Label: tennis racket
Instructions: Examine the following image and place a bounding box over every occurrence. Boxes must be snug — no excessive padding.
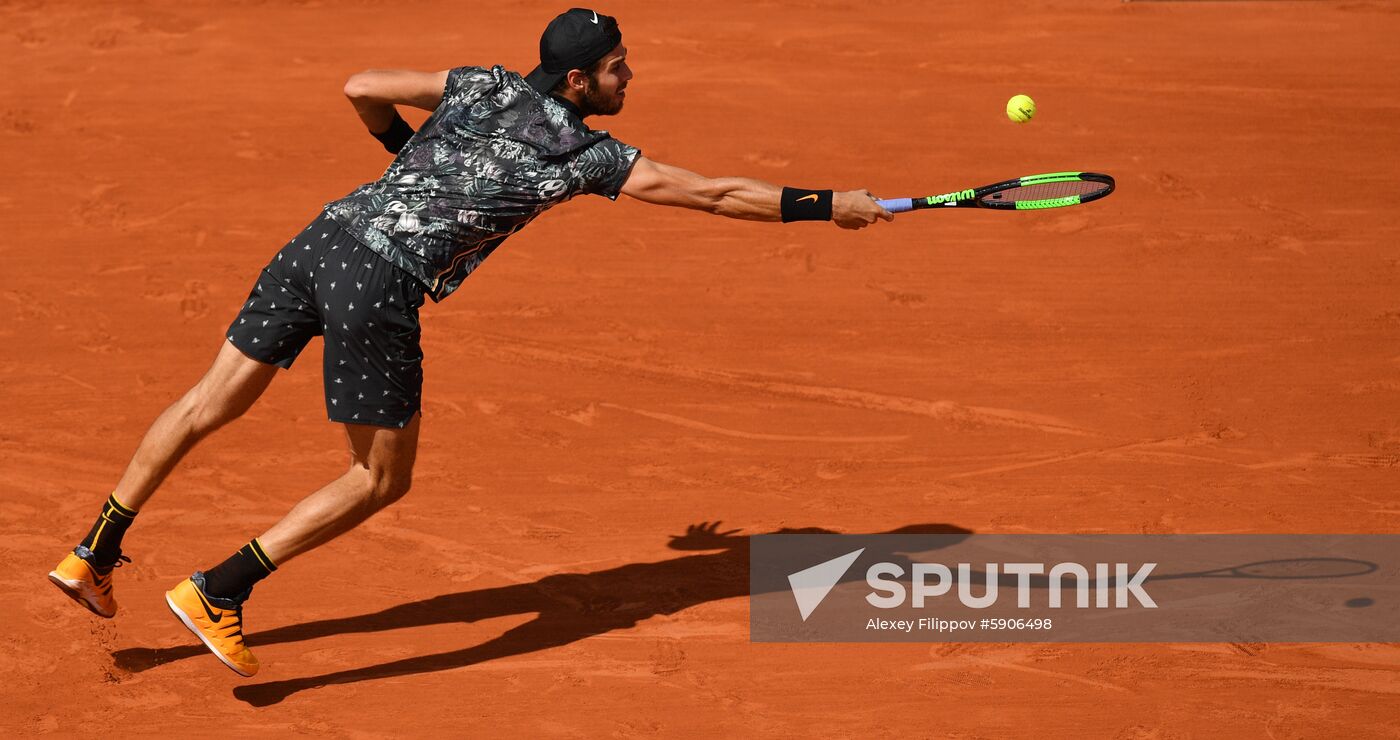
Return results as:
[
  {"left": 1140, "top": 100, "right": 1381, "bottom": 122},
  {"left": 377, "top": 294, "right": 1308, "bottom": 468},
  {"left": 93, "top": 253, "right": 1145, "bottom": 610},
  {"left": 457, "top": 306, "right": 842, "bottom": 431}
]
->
[{"left": 877, "top": 171, "right": 1115, "bottom": 213}]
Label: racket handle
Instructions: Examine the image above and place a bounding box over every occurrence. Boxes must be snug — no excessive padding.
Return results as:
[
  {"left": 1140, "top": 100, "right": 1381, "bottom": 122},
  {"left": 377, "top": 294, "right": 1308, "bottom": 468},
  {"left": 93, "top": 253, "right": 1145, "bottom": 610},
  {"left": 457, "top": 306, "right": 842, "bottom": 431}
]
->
[{"left": 876, "top": 198, "right": 913, "bottom": 213}]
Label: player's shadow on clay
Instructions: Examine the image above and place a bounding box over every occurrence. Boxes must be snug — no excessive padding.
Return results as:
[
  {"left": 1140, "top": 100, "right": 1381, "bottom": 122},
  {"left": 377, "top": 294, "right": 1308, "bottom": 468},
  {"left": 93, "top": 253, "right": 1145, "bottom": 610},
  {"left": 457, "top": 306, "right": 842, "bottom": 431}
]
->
[{"left": 111, "top": 521, "right": 971, "bottom": 706}]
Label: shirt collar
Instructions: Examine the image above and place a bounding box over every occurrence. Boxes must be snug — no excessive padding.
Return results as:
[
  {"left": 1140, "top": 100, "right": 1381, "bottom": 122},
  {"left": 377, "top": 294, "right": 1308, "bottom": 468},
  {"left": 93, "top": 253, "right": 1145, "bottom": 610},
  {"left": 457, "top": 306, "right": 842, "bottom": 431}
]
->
[{"left": 549, "top": 94, "right": 585, "bottom": 124}]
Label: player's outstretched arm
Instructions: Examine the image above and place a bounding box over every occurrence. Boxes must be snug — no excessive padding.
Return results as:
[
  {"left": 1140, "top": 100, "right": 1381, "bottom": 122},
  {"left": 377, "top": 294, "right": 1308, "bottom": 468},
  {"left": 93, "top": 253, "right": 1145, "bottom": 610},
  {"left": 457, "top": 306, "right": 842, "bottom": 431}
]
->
[
  {"left": 620, "top": 156, "right": 892, "bottom": 230},
  {"left": 342, "top": 69, "right": 450, "bottom": 153}
]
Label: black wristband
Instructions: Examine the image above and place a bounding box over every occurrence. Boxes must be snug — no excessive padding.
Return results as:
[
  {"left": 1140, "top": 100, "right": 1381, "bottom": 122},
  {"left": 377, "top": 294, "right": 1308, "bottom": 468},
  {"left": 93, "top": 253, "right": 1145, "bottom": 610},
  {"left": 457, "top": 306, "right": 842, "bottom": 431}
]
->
[
  {"left": 373, "top": 110, "right": 415, "bottom": 154},
  {"left": 780, "top": 187, "right": 833, "bottom": 223}
]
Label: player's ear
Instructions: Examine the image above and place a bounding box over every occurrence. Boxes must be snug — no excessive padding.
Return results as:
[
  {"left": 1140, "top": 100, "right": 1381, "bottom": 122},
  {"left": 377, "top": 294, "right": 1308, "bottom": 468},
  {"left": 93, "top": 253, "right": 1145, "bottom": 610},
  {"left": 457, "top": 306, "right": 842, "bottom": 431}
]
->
[{"left": 565, "top": 68, "right": 589, "bottom": 92}]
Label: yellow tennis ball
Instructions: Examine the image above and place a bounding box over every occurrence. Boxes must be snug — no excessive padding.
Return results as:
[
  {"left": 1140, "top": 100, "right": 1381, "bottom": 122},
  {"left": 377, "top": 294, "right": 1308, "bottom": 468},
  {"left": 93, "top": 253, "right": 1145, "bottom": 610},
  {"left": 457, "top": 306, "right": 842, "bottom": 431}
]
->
[{"left": 1006, "top": 94, "right": 1036, "bottom": 123}]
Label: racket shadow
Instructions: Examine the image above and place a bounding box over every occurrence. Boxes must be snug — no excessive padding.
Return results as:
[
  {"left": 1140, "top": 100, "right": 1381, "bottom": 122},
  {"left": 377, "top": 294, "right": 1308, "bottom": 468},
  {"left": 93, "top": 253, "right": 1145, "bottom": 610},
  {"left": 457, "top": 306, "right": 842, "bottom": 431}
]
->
[
  {"left": 885, "top": 557, "right": 1381, "bottom": 590},
  {"left": 1150, "top": 558, "right": 1379, "bottom": 582},
  {"left": 111, "top": 521, "right": 972, "bottom": 706}
]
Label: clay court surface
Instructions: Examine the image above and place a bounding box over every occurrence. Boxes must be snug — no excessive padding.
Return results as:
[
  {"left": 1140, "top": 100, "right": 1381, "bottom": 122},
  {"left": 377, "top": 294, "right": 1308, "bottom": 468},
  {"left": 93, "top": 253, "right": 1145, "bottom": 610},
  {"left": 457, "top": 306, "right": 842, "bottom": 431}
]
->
[{"left": 3, "top": 0, "right": 1399, "bottom": 735}]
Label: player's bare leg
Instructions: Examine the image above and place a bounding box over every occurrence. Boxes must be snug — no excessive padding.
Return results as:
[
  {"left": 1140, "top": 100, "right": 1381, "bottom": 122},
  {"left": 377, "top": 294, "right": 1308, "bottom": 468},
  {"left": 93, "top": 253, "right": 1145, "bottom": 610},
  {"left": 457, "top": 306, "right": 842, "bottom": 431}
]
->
[
  {"left": 49, "top": 339, "right": 278, "bottom": 618},
  {"left": 165, "top": 417, "right": 419, "bottom": 677},
  {"left": 113, "top": 339, "right": 280, "bottom": 511},
  {"left": 258, "top": 417, "right": 420, "bottom": 564}
]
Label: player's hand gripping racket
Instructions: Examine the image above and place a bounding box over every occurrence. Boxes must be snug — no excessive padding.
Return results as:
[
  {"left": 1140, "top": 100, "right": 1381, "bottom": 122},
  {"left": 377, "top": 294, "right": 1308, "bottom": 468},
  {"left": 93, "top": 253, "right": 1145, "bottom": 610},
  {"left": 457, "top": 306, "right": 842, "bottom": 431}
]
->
[{"left": 877, "top": 171, "right": 1115, "bottom": 213}]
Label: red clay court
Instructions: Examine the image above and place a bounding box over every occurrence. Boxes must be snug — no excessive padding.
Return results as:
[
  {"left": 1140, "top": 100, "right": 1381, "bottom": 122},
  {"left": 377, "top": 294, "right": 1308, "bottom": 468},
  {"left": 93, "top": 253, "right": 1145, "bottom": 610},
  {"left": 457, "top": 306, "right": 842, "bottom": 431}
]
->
[{"left": 3, "top": 1, "right": 1398, "bottom": 736}]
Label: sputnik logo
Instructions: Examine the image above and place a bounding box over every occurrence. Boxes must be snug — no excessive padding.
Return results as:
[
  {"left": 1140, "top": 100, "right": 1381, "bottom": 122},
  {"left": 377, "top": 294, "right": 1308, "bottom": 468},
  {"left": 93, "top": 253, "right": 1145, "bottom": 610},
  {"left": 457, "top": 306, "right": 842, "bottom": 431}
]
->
[{"left": 787, "top": 548, "right": 864, "bottom": 621}]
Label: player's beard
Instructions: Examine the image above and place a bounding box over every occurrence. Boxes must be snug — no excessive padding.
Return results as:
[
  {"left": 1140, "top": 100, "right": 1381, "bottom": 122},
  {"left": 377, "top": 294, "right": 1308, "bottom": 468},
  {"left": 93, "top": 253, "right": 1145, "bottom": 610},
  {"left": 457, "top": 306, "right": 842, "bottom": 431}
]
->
[{"left": 580, "top": 76, "right": 625, "bottom": 117}]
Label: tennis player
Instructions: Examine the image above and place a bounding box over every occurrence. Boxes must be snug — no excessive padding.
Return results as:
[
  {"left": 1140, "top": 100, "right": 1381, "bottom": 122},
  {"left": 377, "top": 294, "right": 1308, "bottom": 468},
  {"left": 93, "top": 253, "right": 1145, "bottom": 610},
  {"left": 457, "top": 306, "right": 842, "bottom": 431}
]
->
[{"left": 47, "top": 7, "right": 892, "bottom": 677}]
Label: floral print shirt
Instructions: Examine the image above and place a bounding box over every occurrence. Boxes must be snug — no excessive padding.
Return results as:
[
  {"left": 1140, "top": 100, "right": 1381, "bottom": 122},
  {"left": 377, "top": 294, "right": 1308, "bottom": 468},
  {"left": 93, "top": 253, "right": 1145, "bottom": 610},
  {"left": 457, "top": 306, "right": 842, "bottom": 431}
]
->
[{"left": 324, "top": 65, "right": 641, "bottom": 302}]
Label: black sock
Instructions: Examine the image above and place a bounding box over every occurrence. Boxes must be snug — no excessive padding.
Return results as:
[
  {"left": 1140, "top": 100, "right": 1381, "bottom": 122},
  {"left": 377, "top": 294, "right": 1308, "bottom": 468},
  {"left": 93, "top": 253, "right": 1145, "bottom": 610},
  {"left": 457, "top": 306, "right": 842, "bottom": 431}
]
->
[
  {"left": 78, "top": 494, "right": 137, "bottom": 570},
  {"left": 202, "top": 539, "right": 277, "bottom": 600}
]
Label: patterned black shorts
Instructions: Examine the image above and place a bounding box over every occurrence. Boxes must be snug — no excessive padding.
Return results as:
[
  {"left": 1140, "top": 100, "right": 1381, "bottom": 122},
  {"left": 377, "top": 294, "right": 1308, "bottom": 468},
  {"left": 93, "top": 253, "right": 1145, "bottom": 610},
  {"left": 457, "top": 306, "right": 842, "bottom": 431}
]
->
[{"left": 227, "top": 211, "right": 426, "bottom": 428}]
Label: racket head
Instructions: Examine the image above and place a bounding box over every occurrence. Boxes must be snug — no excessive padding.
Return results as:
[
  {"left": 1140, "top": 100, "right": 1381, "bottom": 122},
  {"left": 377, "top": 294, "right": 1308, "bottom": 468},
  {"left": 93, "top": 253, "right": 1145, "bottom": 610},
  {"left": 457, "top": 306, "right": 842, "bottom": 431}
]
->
[{"left": 975, "top": 171, "right": 1115, "bottom": 211}]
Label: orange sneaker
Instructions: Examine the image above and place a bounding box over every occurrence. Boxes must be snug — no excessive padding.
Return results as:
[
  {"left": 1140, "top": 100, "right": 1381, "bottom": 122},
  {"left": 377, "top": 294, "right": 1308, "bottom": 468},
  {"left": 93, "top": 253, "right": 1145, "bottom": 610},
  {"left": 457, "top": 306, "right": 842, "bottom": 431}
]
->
[
  {"left": 165, "top": 573, "right": 259, "bottom": 677},
  {"left": 48, "top": 547, "right": 129, "bottom": 618}
]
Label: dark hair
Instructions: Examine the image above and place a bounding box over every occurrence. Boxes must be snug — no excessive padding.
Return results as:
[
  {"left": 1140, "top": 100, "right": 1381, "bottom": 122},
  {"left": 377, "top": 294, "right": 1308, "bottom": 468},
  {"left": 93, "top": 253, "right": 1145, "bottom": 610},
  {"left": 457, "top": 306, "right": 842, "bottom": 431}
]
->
[{"left": 549, "top": 57, "right": 605, "bottom": 95}]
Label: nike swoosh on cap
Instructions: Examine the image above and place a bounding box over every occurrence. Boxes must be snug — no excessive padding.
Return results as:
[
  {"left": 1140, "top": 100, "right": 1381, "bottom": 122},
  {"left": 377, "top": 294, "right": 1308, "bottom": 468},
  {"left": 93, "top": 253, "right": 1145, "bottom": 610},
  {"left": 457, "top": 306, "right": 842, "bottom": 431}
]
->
[{"left": 590, "top": 10, "right": 599, "bottom": 23}]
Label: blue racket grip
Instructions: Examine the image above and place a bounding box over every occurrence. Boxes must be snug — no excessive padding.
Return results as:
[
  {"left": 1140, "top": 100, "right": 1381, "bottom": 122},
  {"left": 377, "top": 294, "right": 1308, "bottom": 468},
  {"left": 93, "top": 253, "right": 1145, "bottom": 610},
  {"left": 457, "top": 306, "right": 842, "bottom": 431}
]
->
[{"left": 876, "top": 198, "right": 913, "bottom": 213}]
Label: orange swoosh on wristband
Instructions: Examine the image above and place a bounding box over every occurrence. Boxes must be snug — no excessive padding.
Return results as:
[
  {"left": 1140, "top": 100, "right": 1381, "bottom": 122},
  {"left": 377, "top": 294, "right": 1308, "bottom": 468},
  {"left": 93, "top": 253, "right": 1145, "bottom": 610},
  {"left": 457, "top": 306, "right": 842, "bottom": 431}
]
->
[{"left": 797, "top": 194, "right": 819, "bottom": 203}]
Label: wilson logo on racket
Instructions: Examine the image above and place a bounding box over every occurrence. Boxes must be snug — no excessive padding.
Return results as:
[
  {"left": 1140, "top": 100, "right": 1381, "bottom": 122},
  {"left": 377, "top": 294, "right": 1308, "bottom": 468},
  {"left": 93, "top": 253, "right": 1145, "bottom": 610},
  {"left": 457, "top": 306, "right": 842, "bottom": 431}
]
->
[{"left": 924, "top": 189, "right": 975, "bottom": 206}]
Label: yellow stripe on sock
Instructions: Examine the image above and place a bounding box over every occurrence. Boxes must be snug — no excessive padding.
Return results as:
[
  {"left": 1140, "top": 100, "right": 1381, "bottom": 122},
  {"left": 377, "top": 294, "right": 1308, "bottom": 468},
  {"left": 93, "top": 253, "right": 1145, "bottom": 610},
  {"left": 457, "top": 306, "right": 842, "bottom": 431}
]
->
[
  {"left": 249, "top": 539, "right": 277, "bottom": 571},
  {"left": 108, "top": 494, "right": 137, "bottom": 517}
]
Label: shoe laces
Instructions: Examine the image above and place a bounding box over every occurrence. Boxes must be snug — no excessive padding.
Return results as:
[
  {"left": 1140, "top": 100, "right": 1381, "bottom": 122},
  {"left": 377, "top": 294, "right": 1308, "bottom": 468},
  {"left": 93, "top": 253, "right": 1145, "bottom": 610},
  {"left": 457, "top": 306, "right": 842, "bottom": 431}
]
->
[{"left": 100, "top": 553, "right": 132, "bottom": 575}]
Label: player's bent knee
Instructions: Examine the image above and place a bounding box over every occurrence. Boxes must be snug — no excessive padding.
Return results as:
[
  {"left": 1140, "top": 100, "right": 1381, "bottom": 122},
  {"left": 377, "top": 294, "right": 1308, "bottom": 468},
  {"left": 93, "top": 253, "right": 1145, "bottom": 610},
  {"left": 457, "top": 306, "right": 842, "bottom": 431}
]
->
[
  {"left": 378, "top": 474, "right": 413, "bottom": 505},
  {"left": 171, "top": 385, "right": 218, "bottom": 436},
  {"left": 185, "top": 384, "right": 243, "bottom": 435},
  {"left": 360, "top": 469, "right": 412, "bottom": 509}
]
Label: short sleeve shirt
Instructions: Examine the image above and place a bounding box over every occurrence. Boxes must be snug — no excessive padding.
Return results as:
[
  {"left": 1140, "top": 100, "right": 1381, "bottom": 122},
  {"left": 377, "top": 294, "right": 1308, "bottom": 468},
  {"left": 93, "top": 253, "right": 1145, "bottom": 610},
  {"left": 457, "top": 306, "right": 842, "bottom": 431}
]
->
[{"left": 324, "top": 66, "right": 641, "bottom": 301}]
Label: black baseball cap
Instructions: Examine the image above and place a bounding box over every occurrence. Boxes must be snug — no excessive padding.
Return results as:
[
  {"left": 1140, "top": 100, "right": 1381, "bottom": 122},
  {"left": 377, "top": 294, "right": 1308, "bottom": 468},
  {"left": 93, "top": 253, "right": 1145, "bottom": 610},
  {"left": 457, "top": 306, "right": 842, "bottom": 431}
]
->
[{"left": 525, "top": 8, "right": 622, "bottom": 94}]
